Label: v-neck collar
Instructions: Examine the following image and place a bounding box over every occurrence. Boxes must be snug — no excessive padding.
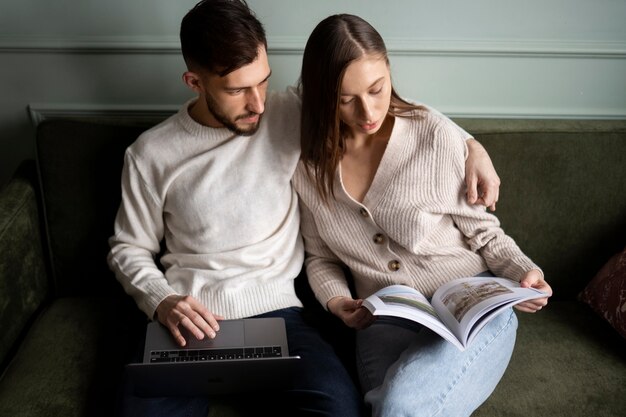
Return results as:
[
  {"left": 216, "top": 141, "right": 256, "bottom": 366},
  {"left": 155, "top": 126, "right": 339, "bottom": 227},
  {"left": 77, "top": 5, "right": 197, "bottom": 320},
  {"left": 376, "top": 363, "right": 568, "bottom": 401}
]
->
[{"left": 336, "top": 116, "right": 410, "bottom": 210}]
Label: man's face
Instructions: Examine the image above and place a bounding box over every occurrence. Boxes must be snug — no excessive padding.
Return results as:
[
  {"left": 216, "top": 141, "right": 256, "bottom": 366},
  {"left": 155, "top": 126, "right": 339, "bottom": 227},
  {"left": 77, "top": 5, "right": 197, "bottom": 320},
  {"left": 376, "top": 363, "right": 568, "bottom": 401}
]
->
[{"left": 198, "top": 46, "right": 271, "bottom": 136}]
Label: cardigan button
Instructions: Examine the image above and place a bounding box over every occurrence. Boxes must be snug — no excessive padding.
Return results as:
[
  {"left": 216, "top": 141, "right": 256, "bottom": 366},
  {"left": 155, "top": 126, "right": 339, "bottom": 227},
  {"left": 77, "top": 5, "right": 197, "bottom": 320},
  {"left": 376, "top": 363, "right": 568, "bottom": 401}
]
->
[
  {"left": 388, "top": 260, "right": 401, "bottom": 271},
  {"left": 359, "top": 207, "right": 369, "bottom": 217},
  {"left": 373, "top": 233, "right": 385, "bottom": 244}
]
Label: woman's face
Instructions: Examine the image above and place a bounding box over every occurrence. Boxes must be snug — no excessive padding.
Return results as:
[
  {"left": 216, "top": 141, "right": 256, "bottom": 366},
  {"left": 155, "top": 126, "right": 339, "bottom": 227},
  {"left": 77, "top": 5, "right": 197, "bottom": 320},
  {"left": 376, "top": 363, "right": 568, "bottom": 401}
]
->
[{"left": 338, "top": 55, "right": 392, "bottom": 138}]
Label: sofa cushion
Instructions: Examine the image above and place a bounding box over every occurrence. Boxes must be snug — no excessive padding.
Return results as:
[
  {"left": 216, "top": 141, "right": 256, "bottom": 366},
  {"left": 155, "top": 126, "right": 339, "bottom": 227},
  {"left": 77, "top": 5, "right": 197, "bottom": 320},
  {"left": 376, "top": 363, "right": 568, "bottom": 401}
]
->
[
  {"left": 0, "top": 296, "right": 143, "bottom": 417},
  {"left": 580, "top": 246, "right": 626, "bottom": 339},
  {"left": 475, "top": 301, "right": 626, "bottom": 416},
  {"left": 0, "top": 161, "right": 48, "bottom": 369}
]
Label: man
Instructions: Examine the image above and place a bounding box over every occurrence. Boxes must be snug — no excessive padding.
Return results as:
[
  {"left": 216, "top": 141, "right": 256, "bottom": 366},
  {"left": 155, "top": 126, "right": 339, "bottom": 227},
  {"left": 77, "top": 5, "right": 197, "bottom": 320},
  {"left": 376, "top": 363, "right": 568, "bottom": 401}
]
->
[{"left": 108, "top": 1, "right": 500, "bottom": 416}]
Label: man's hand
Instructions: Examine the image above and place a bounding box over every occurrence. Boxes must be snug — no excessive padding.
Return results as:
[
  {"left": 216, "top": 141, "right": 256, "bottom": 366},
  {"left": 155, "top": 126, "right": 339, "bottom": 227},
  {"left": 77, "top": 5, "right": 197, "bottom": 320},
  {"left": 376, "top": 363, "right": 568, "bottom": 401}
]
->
[
  {"left": 327, "top": 296, "right": 375, "bottom": 330},
  {"left": 515, "top": 270, "right": 552, "bottom": 313},
  {"left": 465, "top": 139, "right": 501, "bottom": 211},
  {"left": 155, "top": 294, "right": 223, "bottom": 347}
]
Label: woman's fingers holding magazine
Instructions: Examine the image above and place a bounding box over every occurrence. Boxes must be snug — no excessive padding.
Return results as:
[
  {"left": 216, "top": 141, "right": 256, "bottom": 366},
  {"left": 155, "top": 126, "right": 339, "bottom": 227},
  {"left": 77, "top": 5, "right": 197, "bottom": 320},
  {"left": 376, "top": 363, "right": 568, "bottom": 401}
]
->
[
  {"left": 328, "top": 296, "right": 375, "bottom": 329},
  {"left": 516, "top": 270, "right": 552, "bottom": 313},
  {"left": 352, "top": 304, "right": 376, "bottom": 330}
]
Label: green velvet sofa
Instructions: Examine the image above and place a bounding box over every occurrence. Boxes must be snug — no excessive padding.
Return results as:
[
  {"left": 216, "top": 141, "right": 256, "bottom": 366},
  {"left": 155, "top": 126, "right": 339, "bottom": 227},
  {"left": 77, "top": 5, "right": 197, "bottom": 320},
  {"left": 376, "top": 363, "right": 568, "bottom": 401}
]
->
[{"left": 0, "top": 117, "right": 625, "bottom": 416}]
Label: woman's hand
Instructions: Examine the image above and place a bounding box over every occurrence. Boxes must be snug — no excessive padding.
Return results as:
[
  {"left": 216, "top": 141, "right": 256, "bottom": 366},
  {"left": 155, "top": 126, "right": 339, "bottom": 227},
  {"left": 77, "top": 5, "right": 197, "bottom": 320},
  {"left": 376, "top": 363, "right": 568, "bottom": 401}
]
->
[
  {"left": 515, "top": 270, "right": 553, "bottom": 313},
  {"left": 327, "top": 296, "right": 375, "bottom": 330}
]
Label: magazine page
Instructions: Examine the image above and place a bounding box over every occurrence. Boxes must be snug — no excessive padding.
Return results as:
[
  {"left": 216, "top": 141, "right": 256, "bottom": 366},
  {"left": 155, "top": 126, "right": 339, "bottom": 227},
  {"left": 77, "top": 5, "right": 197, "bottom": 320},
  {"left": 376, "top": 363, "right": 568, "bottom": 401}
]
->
[
  {"left": 430, "top": 277, "right": 547, "bottom": 348},
  {"left": 362, "top": 284, "right": 464, "bottom": 350}
]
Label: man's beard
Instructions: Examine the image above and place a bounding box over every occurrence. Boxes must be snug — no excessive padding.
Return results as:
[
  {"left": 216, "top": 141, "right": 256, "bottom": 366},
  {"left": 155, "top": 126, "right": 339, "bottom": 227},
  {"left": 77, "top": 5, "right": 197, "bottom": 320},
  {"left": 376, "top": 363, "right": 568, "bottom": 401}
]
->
[{"left": 204, "top": 94, "right": 262, "bottom": 136}]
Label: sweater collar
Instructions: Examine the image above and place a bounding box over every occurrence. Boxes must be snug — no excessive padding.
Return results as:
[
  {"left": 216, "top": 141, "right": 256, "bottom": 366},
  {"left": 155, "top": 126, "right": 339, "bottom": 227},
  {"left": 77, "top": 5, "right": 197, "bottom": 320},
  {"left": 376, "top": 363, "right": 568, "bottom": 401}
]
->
[
  {"left": 176, "top": 98, "right": 239, "bottom": 142},
  {"left": 336, "top": 115, "right": 410, "bottom": 211}
]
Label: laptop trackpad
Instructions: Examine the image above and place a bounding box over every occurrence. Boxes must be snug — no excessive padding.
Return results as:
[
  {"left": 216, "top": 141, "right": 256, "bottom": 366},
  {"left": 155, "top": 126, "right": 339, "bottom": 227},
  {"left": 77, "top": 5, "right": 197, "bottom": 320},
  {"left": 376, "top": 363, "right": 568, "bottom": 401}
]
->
[
  {"left": 182, "top": 319, "right": 245, "bottom": 349},
  {"left": 243, "top": 318, "right": 286, "bottom": 346}
]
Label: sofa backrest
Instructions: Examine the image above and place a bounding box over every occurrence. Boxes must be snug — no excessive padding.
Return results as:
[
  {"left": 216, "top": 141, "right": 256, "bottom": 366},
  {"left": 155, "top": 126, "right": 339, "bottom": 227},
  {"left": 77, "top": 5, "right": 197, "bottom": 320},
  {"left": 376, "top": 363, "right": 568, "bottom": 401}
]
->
[
  {"left": 463, "top": 119, "right": 626, "bottom": 300},
  {"left": 35, "top": 118, "right": 626, "bottom": 301},
  {"left": 36, "top": 120, "right": 149, "bottom": 297}
]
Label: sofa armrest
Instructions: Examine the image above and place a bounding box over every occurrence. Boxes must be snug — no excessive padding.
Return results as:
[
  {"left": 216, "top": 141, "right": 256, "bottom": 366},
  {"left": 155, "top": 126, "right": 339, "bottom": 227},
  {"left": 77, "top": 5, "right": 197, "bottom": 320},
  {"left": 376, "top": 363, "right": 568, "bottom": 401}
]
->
[{"left": 0, "top": 160, "right": 49, "bottom": 370}]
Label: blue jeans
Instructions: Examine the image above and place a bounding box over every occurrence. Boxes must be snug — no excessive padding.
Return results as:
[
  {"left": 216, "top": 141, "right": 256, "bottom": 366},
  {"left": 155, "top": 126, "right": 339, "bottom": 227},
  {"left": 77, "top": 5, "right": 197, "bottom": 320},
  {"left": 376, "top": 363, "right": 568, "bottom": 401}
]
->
[
  {"left": 356, "top": 308, "right": 517, "bottom": 417},
  {"left": 117, "top": 307, "right": 363, "bottom": 417}
]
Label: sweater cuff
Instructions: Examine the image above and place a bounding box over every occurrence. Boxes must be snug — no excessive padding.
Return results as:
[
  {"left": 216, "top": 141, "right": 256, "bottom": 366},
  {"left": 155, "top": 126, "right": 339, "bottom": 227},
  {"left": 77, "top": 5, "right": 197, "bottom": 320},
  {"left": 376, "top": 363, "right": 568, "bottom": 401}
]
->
[
  {"left": 508, "top": 259, "right": 544, "bottom": 282},
  {"left": 306, "top": 263, "right": 353, "bottom": 311},
  {"left": 143, "top": 281, "right": 179, "bottom": 320},
  {"left": 316, "top": 282, "right": 354, "bottom": 311}
]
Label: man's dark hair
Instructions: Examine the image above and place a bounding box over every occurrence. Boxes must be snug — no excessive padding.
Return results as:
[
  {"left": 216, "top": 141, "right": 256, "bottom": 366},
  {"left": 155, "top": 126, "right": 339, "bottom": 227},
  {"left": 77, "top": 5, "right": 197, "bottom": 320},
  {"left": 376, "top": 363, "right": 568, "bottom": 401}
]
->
[{"left": 180, "top": 0, "right": 267, "bottom": 76}]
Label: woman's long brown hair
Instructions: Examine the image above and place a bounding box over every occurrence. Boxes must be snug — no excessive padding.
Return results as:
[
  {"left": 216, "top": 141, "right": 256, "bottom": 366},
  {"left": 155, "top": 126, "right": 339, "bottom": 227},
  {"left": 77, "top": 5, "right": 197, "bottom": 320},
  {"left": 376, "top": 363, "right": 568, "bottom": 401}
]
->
[{"left": 299, "top": 14, "right": 424, "bottom": 202}]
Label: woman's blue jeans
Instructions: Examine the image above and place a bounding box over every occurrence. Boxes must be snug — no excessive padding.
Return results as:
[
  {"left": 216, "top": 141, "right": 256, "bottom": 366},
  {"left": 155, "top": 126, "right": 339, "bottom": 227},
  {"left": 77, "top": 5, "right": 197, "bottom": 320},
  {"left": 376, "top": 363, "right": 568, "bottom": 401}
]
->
[
  {"left": 117, "top": 307, "right": 363, "bottom": 417},
  {"left": 356, "top": 307, "right": 517, "bottom": 417}
]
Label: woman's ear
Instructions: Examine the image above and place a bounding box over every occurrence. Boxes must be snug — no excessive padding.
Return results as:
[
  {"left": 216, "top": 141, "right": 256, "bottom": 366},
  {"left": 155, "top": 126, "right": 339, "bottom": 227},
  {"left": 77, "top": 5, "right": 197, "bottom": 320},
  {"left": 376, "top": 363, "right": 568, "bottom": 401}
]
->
[{"left": 182, "top": 71, "right": 203, "bottom": 93}]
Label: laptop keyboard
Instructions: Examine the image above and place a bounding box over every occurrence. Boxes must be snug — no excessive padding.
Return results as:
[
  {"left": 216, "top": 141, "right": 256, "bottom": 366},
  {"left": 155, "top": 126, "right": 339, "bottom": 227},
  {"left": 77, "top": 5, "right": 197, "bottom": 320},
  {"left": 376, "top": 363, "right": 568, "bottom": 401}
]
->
[{"left": 150, "top": 346, "right": 283, "bottom": 363}]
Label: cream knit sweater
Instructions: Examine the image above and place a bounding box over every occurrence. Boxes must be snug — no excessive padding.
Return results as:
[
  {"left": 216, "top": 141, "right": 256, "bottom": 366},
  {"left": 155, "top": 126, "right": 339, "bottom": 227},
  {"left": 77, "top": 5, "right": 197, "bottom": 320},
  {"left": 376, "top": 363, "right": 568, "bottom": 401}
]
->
[
  {"left": 292, "top": 110, "right": 541, "bottom": 308},
  {"left": 108, "top": 89, "right": 304, "bottom": 320}
]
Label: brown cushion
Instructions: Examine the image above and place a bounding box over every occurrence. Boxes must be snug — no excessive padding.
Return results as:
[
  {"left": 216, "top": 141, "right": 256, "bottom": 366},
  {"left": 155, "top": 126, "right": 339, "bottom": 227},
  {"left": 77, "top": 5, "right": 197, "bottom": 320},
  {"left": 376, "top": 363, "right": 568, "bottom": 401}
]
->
[{"left": 579, "top": 246, "right": 626, "bottom": 339}]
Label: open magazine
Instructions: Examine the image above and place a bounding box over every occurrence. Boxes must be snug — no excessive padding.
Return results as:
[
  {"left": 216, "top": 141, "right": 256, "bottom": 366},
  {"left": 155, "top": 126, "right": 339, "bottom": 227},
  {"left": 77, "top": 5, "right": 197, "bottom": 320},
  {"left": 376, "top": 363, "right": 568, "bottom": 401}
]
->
[{"left": 362, "top": 277, "right": 547, "bottom": 351}]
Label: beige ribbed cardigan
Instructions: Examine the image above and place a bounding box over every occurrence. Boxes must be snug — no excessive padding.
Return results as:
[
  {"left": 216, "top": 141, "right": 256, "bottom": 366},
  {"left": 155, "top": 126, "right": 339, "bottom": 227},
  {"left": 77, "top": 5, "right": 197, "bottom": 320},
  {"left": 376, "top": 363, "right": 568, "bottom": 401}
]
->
[{"left": 292, "top": 110, "right": 541, "bottom": 308}]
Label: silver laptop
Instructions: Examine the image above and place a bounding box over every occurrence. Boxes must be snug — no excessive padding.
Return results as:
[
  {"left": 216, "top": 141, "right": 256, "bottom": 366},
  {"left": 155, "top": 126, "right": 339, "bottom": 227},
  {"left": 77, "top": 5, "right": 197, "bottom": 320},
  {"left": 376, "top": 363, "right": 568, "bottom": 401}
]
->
[{"left": 125, "top": 317, "right": 301, "bottom": 397}]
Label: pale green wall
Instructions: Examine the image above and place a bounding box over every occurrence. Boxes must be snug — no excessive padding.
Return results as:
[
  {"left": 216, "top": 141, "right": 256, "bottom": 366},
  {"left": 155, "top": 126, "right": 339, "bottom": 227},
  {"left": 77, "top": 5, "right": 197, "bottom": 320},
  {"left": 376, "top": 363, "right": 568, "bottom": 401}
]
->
[{"left": 1, "top": 0, "right": 625, "bottom": 185}]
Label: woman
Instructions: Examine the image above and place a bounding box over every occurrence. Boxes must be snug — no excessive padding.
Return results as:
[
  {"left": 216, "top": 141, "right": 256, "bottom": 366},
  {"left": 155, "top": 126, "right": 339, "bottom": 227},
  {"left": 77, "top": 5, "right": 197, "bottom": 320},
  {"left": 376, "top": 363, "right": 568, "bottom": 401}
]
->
[{"left": 293, "top": 14, "right": 552, "bottom": 417}]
